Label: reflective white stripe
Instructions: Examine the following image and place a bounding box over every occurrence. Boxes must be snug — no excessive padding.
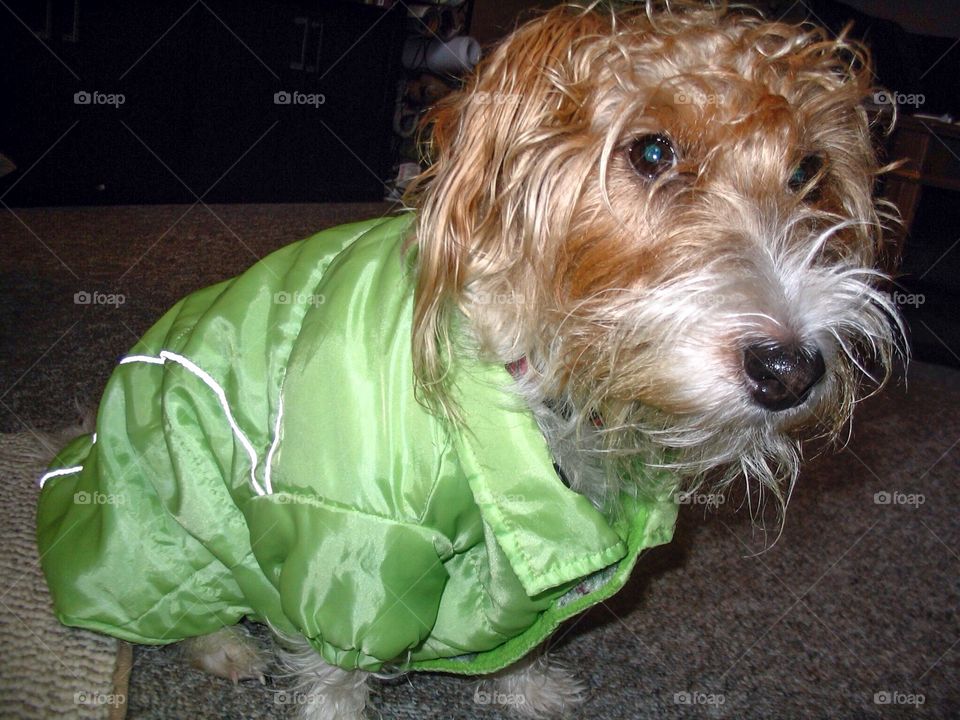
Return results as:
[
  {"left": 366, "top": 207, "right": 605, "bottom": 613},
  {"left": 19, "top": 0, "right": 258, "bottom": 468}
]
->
[
  {"left": 120, "top": 351, "right": 268, "bottom": 496},
  {"left": 263, "top": 392, "right": 284, "bottom": 495},
  {"left": 122, "top": 354, "right": 165, "bottom": 365},
  {"left": 39, "top": 465, "right": 83, "bottom": 488}
]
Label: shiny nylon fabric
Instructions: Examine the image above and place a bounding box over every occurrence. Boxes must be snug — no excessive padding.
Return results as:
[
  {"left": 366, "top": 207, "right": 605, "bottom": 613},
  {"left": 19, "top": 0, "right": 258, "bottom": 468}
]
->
[{"left": 37, "top": 214, "right": 678, "bottom": 674}]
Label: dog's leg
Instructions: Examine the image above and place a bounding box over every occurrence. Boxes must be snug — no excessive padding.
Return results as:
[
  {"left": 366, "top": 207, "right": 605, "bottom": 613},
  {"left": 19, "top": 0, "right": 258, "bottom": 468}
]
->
[
  {"left": 479, "top": 650, "right": 587, "bottom": 719},
  {"left": 275, "top": 632, "right": 371, "bottom": 720},
  {"left": 181, "top": 625, "right": 268, "bottom": 684}
]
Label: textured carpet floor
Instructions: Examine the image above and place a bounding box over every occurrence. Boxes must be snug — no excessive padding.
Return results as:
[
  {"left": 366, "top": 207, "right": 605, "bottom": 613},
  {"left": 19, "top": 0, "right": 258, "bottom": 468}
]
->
[
  {"left": 0, "top": 431, "right": 129, "bottom": 720},
  {"left": 1, "top": 204, "right": 957, "bottom": 719}
]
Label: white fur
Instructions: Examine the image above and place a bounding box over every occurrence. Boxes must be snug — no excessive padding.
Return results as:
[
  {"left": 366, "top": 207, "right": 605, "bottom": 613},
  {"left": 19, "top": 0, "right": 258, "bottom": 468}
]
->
[
  {"left": 478, "top": 651, "right": 589, "bottom": 719},
  {"left": 273, "top": 631, "right": 371, "bottom": 720},
  {"left": 177, "top": 3, "right": 907, "bottom": 716}
]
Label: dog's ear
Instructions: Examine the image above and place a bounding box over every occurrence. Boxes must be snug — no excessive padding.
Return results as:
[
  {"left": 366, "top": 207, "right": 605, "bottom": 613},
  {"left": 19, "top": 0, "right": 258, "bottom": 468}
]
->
[{"left": 408, "top": 7, "right": 606, "bottom": 401}]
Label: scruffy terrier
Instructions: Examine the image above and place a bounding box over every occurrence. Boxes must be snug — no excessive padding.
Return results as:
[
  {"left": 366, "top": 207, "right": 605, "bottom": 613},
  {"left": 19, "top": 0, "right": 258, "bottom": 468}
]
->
[{"left": 38, "top": 3, "right": 903, "bottom": 719}]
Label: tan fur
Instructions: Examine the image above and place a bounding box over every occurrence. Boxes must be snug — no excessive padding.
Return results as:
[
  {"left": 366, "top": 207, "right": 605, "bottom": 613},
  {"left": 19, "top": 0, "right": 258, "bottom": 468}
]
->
[
  {"left": 187, "top": 4, "right": 906, "bottom": 717},
  {"left": 406, "top": 1, "right": 904, "bottom": 510}
]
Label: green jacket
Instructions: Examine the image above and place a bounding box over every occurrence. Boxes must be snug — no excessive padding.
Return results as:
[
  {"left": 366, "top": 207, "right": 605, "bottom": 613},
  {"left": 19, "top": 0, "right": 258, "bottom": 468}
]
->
[{"left": 37, "top": 214, "right": 677, "bottom": 674}]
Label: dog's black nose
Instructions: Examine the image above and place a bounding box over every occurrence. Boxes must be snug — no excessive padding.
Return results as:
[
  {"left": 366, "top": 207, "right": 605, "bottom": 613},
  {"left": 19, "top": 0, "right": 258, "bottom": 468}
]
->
[{"left": 743, "top": 342, "right": 826, "bottom": 411}]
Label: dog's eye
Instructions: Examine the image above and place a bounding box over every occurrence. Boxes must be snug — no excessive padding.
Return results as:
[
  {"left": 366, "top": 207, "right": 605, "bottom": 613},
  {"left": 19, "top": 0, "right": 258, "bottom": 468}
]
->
[
  {"left": 628, "top": 134, "right": 677, "bottom": 179},
  {"left": 788, "top": 155, "right": 824, "bottom": 197}
]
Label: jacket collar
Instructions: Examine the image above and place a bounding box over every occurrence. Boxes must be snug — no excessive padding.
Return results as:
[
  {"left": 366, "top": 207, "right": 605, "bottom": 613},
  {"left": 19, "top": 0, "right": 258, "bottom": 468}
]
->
[{"left": 450, "top": 359, "right": 629, "bottom": 597}]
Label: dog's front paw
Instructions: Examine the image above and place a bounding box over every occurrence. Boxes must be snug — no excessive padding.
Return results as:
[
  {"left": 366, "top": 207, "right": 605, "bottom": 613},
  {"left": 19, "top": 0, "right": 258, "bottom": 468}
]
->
[
  {"left": 182, "top": 625, "right": 268, "bottom": 684},
  {"left": 482, "top": 654, "right": 588, "bottom": 719}
]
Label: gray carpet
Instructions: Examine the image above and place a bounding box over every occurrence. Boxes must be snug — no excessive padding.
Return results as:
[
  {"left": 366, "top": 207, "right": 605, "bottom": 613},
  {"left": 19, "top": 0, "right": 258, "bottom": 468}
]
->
[
  {"left": 1, "top": 204, "right": 957, "bottom": 719},
  {"left": 0, "top": 431, "right": 129, "bottom": 720}
]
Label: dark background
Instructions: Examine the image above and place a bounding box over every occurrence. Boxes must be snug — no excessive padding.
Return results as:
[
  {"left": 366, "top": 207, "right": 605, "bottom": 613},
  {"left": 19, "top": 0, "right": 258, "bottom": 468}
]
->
[
  {"left": 1, "top": 0, "right": 959, "bottom": 368},
  {"left": 2, "top": 0, "right": 958, "bottom": 204},
  {"left": 0, "top": 0, "right": 405, "bottom": 206}
]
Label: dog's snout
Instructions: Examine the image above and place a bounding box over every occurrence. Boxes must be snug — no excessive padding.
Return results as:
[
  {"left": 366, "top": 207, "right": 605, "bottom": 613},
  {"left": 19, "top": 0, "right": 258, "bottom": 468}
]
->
[{"left": 742, "top": 342, "right": 826, "bottom": 411}]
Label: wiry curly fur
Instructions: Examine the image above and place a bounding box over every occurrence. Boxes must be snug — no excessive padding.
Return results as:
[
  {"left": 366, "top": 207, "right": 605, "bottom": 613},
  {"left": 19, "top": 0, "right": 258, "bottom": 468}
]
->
[
  {"left": 408, "top": 0, "right": 904, "bottom": 515},
  {"left": 187, "top": 3, "right": 905, "bottom": 718}
]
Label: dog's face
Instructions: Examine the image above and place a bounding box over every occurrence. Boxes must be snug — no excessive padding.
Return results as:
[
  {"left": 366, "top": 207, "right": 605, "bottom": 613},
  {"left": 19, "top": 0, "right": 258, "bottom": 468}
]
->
[{"left": 410, "top": 4, "right": 903, "bottom": 499}]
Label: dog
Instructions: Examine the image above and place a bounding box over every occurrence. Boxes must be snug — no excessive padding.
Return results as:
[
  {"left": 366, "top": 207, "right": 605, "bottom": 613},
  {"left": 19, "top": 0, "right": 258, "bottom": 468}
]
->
[{"left": 37, "top": 3, "right": 903, "bottom": 718}]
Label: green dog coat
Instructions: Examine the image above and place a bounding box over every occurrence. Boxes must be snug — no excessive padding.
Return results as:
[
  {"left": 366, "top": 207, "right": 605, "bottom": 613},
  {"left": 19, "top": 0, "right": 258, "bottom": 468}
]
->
[{"left": 37, "top": 213, "right": 678, "bottom": 674}]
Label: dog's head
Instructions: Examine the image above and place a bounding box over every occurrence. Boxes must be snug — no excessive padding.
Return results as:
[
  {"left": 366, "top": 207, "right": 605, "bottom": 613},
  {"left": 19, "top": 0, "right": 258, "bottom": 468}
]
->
[{"left": 408, "top": 3, "right": 904, "bottom": 503}]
